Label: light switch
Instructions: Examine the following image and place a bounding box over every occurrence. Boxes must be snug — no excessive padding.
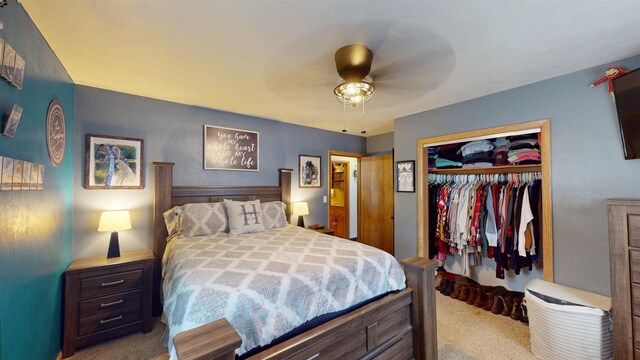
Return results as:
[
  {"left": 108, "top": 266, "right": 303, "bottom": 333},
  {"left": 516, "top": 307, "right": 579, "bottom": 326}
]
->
[{"left": 323, "top": 196, "right": 327, "bottom": 203}]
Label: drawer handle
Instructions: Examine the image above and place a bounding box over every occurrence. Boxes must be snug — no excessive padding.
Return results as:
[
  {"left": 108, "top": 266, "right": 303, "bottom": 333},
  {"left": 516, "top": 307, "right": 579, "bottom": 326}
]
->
[
  {"left": 100, "top": 299, "right": 124, "bottom": 308},
  {"left": 100, "top": 315, "right": 123, "bottom": 324},
  {"left": 101, "top": 279, "right": 124, "bottom": 287}
]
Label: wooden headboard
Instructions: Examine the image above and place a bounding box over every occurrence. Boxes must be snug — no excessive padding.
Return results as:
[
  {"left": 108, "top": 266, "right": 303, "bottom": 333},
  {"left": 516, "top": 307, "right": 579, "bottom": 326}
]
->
[{"left": 151, "top": 162, "right": 293, "bottom": 314}]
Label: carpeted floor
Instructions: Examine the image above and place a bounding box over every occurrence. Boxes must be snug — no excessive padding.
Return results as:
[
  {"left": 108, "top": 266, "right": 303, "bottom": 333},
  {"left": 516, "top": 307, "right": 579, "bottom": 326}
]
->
[{"left": 69, "top": 293, "right": 536, "bottom": 360}]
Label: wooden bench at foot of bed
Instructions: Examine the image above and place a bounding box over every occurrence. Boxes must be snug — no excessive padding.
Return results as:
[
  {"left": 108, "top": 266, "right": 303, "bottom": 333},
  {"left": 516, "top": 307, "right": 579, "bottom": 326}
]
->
[{"left": 173, "top": 256, "right": 438, "bottom": 360}]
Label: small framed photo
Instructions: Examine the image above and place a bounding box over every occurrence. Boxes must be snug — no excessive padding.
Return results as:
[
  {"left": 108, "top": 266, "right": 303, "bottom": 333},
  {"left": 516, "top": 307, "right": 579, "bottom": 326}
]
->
[
  {"left": 1, "top": 156, "right": 12, "bottom": 190},
  {"left": 1, "top": 41, "right": 15, "bottom": 83},
  {"left": 0, "top": 38, "right": 5, "bottom": 69},
  {"left": 21, "top": 161, "right": 31, "bottom": 190},
  {"left": 3, "top": 104, "right": 23, "bottom": 138},
  {"left": 85, "top": 134, "right": 144, "bottom": 189},
  {"left": 12, "top": 159, "right": 22, "bottom": 190},
  {"left": 12, "top": 53, "right": 24, "bottom": 90},
  {"left": 299, "top": 155, "right": 321, "bottom": 188},
  {"left": 396, "top": 160, "right": 415, "bottom": 193},
  {"left": 37, "top": 164, "right": 44, "bottom": 190},
  {"left": 30, "top": 162, "right": 38, "bottom": 190}
]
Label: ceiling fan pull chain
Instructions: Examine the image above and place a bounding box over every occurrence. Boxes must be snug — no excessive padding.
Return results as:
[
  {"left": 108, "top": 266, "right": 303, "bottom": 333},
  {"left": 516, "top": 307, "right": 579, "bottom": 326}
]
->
[
  {"left": 342, "top": 101, "right": 347, "bottom": 133},
  {"left": 361, "top": 98, "right": 366, "bottom": 134}
]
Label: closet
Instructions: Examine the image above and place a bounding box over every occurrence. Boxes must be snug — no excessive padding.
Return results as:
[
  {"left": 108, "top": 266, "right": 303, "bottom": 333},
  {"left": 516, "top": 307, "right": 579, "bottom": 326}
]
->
[{"left": 417, "top": 119, "right": 554, "bottom": 282}]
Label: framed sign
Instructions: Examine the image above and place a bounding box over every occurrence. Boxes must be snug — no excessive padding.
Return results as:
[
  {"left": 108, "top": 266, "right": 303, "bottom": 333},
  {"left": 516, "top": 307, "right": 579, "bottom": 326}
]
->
[
  {"left": 396, "top": 160, "right": 415, "bottom": 192},
  {"left": 85, "top": 134, "right": 144, "bottom": 189},
  {"left": 204, "top": 125, "right": 259, "bottom": 171},
  {"left": 299, "top": 155, "right": 321, "bottom": 188}
]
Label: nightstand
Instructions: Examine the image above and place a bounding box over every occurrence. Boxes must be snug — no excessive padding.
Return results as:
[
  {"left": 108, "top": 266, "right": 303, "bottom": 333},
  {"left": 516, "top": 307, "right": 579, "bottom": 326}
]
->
[
  {"left": 308, "top": 226, "right": 335, "bottom": 236},
  {"left": 62, "top": 250, "right": 154, "bottom": 358}
]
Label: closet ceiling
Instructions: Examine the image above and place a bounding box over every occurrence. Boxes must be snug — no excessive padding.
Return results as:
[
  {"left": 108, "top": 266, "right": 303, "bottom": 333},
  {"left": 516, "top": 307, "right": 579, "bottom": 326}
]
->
[{"left": 21, "top": 1, "right": 640, "bottom": 136}]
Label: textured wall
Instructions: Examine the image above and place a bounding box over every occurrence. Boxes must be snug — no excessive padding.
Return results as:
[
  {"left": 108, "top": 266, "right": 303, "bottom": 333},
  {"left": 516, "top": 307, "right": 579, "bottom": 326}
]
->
[
  {"left": 73, "top": 86, "right": 366, "bottom": 258},
  {"left": 0, "top": 2, "right": 75, "bottom": 359},
  {"left": 394, "top": 56, "right": 640, "bottom": 295},
  {"left": 366, "top": 131, "right": 394, "bottom": 155}
]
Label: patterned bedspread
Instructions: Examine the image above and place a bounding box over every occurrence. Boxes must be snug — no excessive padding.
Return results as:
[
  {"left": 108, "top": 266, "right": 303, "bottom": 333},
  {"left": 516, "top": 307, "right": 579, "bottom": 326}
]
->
[{"left": 162, "top": 225, "right": 406, "bottom": 358}]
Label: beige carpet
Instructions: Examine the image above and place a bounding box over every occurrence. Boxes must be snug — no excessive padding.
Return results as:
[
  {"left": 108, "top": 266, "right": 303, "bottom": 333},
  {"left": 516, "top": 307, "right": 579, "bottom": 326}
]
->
[{"left": 69, "top": 294, "right": 536, "bottom": 360}]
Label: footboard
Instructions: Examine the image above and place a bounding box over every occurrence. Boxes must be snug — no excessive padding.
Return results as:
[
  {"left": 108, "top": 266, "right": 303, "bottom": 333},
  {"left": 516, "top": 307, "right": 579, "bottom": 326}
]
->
[{"left": 174, "top": 257, "right": 438, "bottom": 360}]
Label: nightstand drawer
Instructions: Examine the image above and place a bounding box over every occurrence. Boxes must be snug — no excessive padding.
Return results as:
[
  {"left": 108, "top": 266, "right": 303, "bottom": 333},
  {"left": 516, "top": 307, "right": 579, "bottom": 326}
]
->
[
  {"left": 78, "top": 306, "right": 142, "bottom": 336},
  {"left": 80, "top": 270, "right": 143, "bottom": 298},
  {"left": 79, "top": 290, "right": 142, "bottom": 319}
]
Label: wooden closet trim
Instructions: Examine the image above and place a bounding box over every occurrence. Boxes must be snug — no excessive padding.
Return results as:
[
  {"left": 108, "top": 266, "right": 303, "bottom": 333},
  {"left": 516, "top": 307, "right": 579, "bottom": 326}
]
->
[{"left": 416, "top": 119, "right": 554, "bottom": 282}]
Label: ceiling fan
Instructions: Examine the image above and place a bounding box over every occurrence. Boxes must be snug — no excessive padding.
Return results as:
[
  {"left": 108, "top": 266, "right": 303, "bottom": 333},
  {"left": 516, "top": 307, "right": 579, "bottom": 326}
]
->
[{"left": 333, "top": 44, "right": 376, "bottom": 134}]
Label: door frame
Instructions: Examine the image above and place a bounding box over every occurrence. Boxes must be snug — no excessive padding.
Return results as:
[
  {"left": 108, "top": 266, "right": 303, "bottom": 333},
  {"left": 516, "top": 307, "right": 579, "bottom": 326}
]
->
[{"left": 328, "top": 150, "right": 363, "bottom": 239}]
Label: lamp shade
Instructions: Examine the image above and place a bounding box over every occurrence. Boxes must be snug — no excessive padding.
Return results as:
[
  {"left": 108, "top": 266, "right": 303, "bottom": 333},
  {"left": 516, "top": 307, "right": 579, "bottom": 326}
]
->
[
  {"left": 292, "top": 202, "right": 309, "bottom": 216},
  {"left": 98, "top": 211, "right": 132, "bottom": 232}
]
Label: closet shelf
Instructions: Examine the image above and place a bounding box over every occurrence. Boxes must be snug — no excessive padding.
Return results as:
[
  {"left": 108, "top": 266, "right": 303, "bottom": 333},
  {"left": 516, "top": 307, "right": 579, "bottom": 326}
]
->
[{"left": 428, "top": 164, "right": 541, "bottom": 175}]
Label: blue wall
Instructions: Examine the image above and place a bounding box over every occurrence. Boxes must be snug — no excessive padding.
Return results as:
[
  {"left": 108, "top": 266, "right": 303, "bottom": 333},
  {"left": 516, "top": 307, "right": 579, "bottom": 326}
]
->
[
  {"left": 394, "top": 55, "right": 640, "bottom": 295},
  {"left": 73, "top": 86, "right": 366, "bottom": 258},
  {"left": 0, "top": 2, "right": 74, "bottom": 359}
]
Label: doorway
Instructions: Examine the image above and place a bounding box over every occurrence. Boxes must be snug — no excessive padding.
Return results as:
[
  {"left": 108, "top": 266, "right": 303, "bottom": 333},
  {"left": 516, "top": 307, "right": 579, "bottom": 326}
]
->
[{"left": 328, "top": 151, "right": 361, "bottom": 240}]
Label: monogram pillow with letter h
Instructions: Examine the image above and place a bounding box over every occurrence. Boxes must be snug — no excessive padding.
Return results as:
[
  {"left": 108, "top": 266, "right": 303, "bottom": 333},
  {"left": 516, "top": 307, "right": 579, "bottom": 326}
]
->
[{"left": 224, "top": 199, "right": 266, "bottom": 235}]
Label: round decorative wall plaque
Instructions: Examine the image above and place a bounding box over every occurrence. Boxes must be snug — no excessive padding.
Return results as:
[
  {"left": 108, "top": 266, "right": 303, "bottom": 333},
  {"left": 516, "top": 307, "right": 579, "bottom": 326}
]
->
[{"left": 46, "top": 100, "right": 66, "bottom": 167}]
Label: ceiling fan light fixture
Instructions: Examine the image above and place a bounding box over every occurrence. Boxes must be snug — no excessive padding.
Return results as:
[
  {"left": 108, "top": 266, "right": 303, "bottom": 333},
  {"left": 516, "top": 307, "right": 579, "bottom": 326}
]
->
[{"left": 334, "top": 81, "right": 375, "bottom": 106}]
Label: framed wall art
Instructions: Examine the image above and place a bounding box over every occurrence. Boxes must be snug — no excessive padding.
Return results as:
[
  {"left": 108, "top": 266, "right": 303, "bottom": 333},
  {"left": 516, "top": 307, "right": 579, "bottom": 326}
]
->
[
  {"left": 204, "top": 125, "right": 259, "bottom": 171},
  {"left": 396, "top": 160, "right": 415, "bottom": 192},
  {"left": 3, "top": 104, "right": 23, "bottom": 138},
  {"left": 1, "top": 41, "right": 14, "bottom": 83},
  {"left": 299, "top": 155, "right": 321, "bottom": 188},
  {"left": 12, "top": 53, "right": 24, "bottom": 90},
  {"left": 85, "top": 134, "right": 144, "bottom": 189},
  {"left": 46, "top": 100, "right": 66, "bottom": 167}
]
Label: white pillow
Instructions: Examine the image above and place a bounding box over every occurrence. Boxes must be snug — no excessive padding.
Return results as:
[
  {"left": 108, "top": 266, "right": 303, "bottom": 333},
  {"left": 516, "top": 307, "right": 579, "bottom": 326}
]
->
[
  {"left": 224, "top": 199, "right": 265, "bottom": 235},
  {"left": 261, "top": 201, "right": 288, "bottom": 230}
]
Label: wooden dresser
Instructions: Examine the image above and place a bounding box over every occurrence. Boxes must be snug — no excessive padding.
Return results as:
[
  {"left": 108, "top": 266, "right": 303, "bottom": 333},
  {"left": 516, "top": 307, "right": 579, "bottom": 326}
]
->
[
  {"left": 608, "top": 199, "right": 640, "bottom": 359},
  {"left": 62, "top": 250, "right": 154, "bottom": 358}
]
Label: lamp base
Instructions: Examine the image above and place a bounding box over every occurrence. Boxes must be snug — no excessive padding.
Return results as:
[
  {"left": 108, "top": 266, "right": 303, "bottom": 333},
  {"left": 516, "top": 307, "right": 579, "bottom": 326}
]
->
[
  {"left": 107, "top": 231, "right": 121, "bottom": 258},
  {"left": 297, "top": 216, "right": 305, "bottom": 228}
]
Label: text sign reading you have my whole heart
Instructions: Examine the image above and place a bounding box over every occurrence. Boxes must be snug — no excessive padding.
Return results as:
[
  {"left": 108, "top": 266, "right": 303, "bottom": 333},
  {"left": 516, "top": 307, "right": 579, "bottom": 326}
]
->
[{"left": 204, "top": 125, "right": 259, "bottom": 171}]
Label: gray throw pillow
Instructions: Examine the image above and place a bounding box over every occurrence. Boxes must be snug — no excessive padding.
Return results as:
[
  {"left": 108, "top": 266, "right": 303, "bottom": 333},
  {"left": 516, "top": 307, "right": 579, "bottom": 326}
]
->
[
  {"left": 224, "top": 199, "right": 265, "bottom": 235},
  {"left": 261, "top": 201, "right": 288, "bottom": 230},
  {"left": 180, "top": 202, "right": 229, "bottom": 237}
]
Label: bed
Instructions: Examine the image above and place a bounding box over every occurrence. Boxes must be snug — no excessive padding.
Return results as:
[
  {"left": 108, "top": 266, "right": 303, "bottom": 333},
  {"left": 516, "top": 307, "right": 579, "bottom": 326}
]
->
[{"left": 152, "top": 162, "right": 438, "bottom": 360}]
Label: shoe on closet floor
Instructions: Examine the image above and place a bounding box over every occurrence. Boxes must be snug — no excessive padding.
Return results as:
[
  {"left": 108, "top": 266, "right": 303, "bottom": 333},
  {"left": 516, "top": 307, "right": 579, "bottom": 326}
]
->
[
  {"left": 442, "top": 281, "right": 455, "bottom": 296},
  {"left": 450, "top": 284, "right": 461, "bottom": 299},
  {"left": 435, "top": 273, "right": 444, "bottom": 289},
  {"left": 458, "top": 285, "right": 470, "bottom": 301},
  {"left": 510, "top": 292, "right": 524, "bottom": 320},
  {"left": 491, "top": 295, "right": 504, "bottom": 315},
  {"left": 473, "top": 288, "right": 486, "bottom": 308},
  {"left": 483, "top": 293, "right": 494, "bottom": 311},
  {"left": 466, "top": 285, "right": 478, "bottom": 305},
  {"left": 501, "top": 293, "right": 514, "bottom": 316},
  {"left": 520, "top": 303, "right": 529, "bottom": 324}
]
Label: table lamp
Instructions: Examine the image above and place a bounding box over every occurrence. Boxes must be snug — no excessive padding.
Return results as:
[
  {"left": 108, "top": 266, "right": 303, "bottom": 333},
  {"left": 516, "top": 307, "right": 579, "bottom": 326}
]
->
[
  {"left": 293, "top": 202, "right": 309, "bottom": 228},
  {"left": 98, "top": 210, "right": 131, "bottom": 258}
]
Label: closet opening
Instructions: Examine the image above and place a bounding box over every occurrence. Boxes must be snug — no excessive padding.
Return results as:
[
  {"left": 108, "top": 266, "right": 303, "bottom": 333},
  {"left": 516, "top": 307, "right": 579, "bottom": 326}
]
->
[
  {"left": 416, "top": 119, "right": 553, "bottom": 284},
  {"left": 328, "top": 151, "right": 361, "bottom": 241}
]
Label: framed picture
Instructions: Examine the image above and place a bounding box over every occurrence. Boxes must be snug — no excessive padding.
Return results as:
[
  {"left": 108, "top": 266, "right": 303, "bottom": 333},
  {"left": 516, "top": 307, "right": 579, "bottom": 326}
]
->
[
  {"left": 12, "top": 53, "right": 24, "bottom": 90},
  {"left": 85, "top": 134, "right": 144, "bottom": 189},
  {"left": 1, "top": 156, "right": 12, "bottom": 190},
  {"left": 12, "top": 159, "right": 22, "bottom": 190},
  {"left": 1, "top": 41, "right": 15, "bottom": 83},
  {"left": 3, "top": 104, "right": 23, "bottom": 138},
  {"left": 396, "top": 160, "right": 415, "bottom": 192},
  {"left": 299, "top": 155, "right": 321, "bottom": 188},
  {"left": 0, "top": 38, "right": 5, "bottom": 69},
  {"left": 203, "top": 125, "right": 259, "bottom": 171},
  {"left": 29, "top": 162, "right": 38, "bottom": 190}
]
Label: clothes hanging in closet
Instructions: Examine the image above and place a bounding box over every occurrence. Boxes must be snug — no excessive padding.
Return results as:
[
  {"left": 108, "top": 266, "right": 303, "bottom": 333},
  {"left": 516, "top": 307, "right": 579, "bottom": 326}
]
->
[{"left": 428, "top": 173, "right": 542, "bottom": 279}]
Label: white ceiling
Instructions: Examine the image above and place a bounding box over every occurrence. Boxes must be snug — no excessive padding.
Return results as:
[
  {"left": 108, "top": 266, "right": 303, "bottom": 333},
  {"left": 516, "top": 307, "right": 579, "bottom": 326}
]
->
[{"left": 20, "top": 0, "right": 640, "bottom": 136}]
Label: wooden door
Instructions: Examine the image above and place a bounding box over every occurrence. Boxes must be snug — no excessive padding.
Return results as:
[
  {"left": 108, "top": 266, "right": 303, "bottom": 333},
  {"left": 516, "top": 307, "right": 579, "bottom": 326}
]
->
[
  {"left": 359, "top": 154, "right": 394, "bottom": 254},
  {"left": 329, "top": 161, "right": 349, "bottom": 238}
]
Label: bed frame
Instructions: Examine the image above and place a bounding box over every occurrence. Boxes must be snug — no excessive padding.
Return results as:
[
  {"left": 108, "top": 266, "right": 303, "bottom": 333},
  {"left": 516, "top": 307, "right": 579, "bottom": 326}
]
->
[{"left": 152, "top": 162, "right": 438, "bottom": 360}]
